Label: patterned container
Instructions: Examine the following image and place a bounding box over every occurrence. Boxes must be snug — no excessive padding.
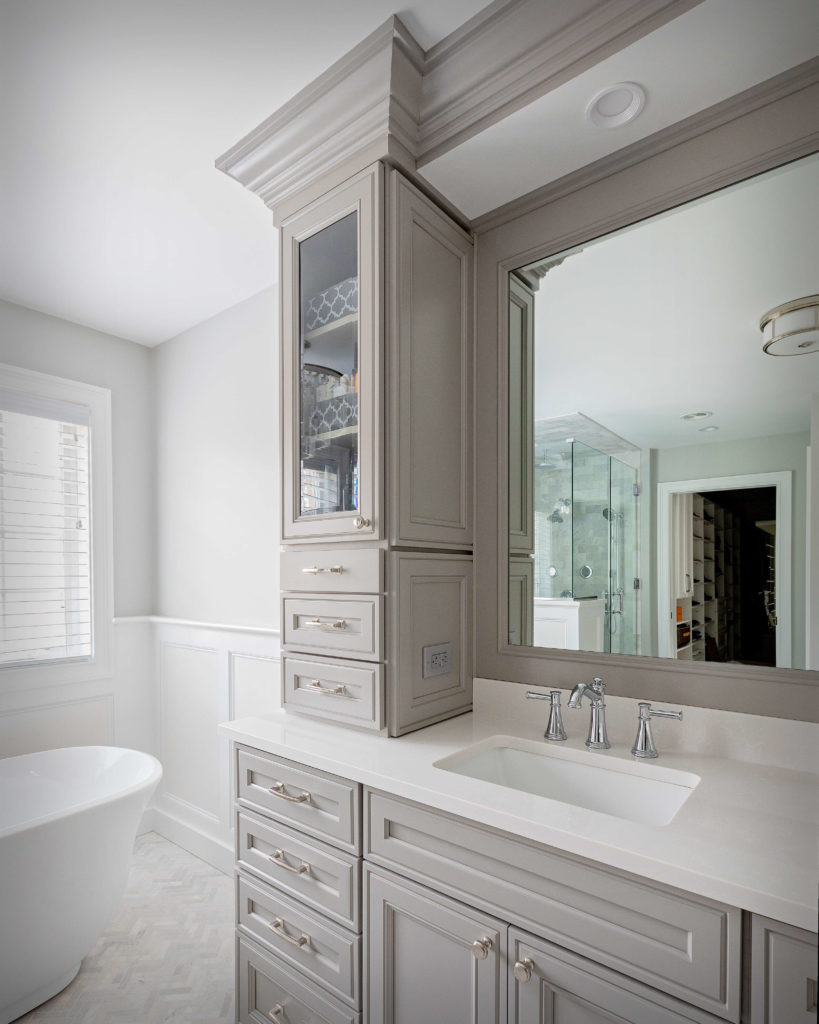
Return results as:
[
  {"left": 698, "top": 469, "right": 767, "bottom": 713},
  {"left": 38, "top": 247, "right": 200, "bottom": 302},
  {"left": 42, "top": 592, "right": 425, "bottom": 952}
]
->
[{"left": 304, "top": 276, "right": 359, "bottom": 332}]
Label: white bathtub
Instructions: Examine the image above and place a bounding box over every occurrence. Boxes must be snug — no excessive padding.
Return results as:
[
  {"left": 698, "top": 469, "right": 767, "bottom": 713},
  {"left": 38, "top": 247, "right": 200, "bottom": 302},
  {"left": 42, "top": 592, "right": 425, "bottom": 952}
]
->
[{"left": 0, "top": 746, "right": 162, "bottom": 1024}]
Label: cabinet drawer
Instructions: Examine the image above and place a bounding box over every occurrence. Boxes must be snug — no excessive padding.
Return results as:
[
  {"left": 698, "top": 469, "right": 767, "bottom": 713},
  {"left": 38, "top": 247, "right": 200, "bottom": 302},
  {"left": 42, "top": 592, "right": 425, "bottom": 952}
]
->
[
  {"left": 283, "top": 654, "right": 383, "bottom": 731},
  {"left": 238, "top": 874, "right": 361, "bottom": 1009},
  {"left": 365, "top": 790, "right": 741, "bottom": 1022},
  {"left": 237, "top": 746, "right": 361, "bottom": 854},
  {"left": 283, "top": 596, "right": 381, "bottom": 660},
  {"left": 281, "top": 548, "right": 382, "bottom": 594},
  {"left": 238, "top": 936, "right": 360, "bottom": 1024},
  {"left": 509, "top": 927, "right": 722, "bottom": 1024},
  {"left": 750, "top": 914, "right": 818, "bottom": 1024},
  {"left": 237, "top": 809, "right": 361, "bottom": 931}
]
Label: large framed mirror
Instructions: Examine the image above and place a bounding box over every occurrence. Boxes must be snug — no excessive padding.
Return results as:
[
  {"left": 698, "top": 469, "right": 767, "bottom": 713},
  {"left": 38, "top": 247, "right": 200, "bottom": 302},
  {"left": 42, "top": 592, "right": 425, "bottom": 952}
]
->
[
  {"left": 474, "top": 74, "right": 819, "bottom": 720},
  {"left": 508, "top": 154, "right": 816, "bottom": 670}
]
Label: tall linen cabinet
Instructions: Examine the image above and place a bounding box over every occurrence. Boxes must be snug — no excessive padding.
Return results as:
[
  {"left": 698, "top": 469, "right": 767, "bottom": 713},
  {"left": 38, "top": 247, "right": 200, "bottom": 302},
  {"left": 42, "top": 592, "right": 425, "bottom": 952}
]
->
[{"left": 278, "top": 162, "right": 473, "bottom": 736}]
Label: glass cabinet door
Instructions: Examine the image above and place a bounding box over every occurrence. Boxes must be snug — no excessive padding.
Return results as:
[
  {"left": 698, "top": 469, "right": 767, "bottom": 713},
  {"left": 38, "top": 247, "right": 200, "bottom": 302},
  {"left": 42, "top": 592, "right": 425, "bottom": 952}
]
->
[
  {"left": 299, "top": 212, "right": 360, "bottom": 518},
  {"left": 281, "top": 168, "right": 380, "bottom": 542}
]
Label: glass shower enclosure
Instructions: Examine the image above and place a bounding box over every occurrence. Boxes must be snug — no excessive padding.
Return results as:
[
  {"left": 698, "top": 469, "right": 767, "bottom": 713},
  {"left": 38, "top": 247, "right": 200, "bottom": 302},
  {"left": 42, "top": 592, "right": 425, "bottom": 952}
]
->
[{"left": 533, "top": 439, "right": 640, "bottom": 655}]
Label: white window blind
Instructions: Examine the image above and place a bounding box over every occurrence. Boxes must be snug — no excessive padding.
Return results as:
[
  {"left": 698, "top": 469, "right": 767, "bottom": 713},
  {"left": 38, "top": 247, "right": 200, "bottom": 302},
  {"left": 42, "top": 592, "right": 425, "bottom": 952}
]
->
[{"left": 0, "top": 388, "right": 92, "bottom": 666}]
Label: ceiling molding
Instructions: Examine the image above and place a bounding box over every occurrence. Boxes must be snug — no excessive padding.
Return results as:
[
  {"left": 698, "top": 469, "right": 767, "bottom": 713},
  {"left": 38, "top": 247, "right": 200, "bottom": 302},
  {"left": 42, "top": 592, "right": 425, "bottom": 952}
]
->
[
  {"left": 471, "top": 56, "right": 819, "bottom": 235},
  {"left": 417, "top": 0, "right": 705, "bottom": 165},
  {"left": 216, "top": 16, "right": 424, "bottom": 214},
  {"left": 216, "top": 0, "right": 706, "bottom": 221}
]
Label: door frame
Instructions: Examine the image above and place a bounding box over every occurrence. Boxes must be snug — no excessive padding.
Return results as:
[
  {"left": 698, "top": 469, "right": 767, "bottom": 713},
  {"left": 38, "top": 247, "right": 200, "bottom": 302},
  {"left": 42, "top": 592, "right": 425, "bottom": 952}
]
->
[{"left": 657, "top": 471, "right": 792, "bottom": 667}]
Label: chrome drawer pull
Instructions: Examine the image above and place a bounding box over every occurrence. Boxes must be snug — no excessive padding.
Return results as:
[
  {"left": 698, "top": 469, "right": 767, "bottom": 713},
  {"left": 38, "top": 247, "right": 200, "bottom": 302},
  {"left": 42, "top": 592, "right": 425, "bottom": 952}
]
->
[
  {"left": 471, "top": 937, "right": 493, "bottom": 960},
  {"left": 306, "top": 680, "right": 348, "bottom": 697},
  {"left": 514, "top": 958, "right": 534, "bottom": 983},
  {"left": 301, "top": 565, "right": 344, "bottom": 575},
  {"left": 269, "top": 781, "right": 310, "bottom": 804},
  {"left": 269, "top": 849, "right": 310, "bottom": 876},
  {"left": 269, "top": 917, "right": 310, "bottom": 948},
  {"left": 302, "top": 618, "right": 348, "bottom": 631},
  {"left": 267, "top": 1004, "right": 285, "bottom": 1022}
]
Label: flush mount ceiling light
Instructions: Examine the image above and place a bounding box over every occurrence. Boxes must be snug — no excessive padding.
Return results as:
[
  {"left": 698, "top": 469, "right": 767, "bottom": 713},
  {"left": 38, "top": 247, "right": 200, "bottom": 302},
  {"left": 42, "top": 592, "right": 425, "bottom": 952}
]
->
[
  {"left": 759, "top": 294, "right": 819, "bottom": 356},
  {"left": 586, "top": 82, "right": 646, "bottom": 129},
  {"left": 680, "top": 411, "right": 713, "bottom": 421}
]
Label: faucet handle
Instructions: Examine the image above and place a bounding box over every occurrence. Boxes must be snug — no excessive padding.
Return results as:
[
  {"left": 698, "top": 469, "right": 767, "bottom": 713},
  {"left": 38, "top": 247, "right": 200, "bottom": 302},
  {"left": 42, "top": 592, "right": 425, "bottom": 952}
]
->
[
  {"left": 526, "top": 690, "right": 568, "bottom": 741},
  {"left": 631, "top": 702, "right": 683, "bottom": 759}
]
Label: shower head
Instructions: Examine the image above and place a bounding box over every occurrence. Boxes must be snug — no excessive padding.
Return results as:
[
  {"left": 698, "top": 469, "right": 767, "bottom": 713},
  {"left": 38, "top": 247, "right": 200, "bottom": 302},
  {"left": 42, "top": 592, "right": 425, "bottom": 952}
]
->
[{"left": 602, "top": 507, "right": 623, "bottom": 521}]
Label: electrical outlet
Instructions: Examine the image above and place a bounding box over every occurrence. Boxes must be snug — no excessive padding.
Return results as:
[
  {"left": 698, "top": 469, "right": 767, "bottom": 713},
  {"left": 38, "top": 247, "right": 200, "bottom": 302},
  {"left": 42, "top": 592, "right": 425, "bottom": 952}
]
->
[{"left": 422, "top": 642, "right": 452, "bottom": 678}]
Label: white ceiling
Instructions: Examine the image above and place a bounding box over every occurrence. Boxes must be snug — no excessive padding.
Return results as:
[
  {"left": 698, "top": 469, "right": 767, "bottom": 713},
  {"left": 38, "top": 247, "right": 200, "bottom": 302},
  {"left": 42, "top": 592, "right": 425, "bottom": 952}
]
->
[
  {"left": 0, "top": 0, "right": 488, "bottom": 346},
  {"left": 531, "top": 154, "right": 819, "bottom": 450},
  {"left": 0, "top": 0, "right": 816, "bottom": 347},
  {"left": 422, "top": 0, "right": 819, "bottom": 218}
]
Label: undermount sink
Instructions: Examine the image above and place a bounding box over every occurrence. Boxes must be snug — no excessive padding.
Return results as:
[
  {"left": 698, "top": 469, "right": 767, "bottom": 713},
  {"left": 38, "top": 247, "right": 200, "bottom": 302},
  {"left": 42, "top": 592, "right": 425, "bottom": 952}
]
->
[{"left": 433, "top": 735, "right": 700, "bottom": 826}]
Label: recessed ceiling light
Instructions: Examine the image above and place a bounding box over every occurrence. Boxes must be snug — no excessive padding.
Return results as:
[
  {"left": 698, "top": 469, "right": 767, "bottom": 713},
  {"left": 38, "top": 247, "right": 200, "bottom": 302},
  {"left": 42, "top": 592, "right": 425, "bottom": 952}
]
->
[
  {"left": 699, "top": 425, "right": 720, "bottom": 433},
  {"left": 586, "top": 83, "right": 646, "bottom": 129},
  {"left": 680, "top": 411, "right": 713, "bottom": 421}
]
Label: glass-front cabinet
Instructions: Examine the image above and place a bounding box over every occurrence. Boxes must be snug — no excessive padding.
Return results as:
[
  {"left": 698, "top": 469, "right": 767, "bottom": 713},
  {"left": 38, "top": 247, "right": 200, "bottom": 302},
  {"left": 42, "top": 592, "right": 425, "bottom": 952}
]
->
[{"left": 281, "top": 168, "right": 380, "bottom": 542}]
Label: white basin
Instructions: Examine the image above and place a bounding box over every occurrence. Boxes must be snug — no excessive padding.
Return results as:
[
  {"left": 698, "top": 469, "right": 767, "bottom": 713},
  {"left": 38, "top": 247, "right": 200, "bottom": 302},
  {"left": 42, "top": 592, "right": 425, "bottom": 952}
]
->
[{"left": 434, "top": 735, "right": 700, "bottom": 826}]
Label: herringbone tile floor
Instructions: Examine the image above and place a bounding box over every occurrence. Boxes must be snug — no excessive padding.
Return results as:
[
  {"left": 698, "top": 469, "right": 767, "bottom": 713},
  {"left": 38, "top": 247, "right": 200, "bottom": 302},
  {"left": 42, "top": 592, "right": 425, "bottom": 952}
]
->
[{"left": 16, "top": 832, "right": 234, "bottom": 1024}]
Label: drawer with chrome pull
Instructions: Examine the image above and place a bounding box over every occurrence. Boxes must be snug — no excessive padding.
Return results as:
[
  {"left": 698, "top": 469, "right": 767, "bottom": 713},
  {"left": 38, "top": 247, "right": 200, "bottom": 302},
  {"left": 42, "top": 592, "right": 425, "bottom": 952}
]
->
[
  {"left": 282, "top": 654, "right": 383, "bottom": 731},
  {"left": 237, "top": 746, "right": 361, "bottom": 854},
  {"left": 238, "top": 873, "right": 361, "bottom": 1008},
  {"left": 237, "top": 809, "right": 361, "bottom": 931},
  {"left": 237, "top": 936, "right": 360, "bottom": 1024},
  {"left": 282, "top": 596, "right": 382, "bottom": 661},
  {"left": 281, "top": 548, "right": 382, "bottom": 594}
]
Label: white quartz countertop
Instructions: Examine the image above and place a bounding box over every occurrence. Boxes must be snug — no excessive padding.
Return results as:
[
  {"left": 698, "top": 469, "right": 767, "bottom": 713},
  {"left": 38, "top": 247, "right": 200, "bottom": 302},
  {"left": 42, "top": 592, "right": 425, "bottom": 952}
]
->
[{"left": 219, "top": 696, "right": 818, "bottom": 932}]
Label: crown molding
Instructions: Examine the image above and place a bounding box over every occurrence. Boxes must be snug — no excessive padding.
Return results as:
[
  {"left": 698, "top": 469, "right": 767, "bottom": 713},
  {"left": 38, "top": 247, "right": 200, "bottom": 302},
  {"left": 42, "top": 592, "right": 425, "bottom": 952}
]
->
[
  {"left": 417, "top": 0, "right": 705, "bottom": 166},
  {"left": 216, "top": 0, "right": 704, "bottom": 220},
  {"left": 216, "top": 16, "right": 424, "bottom": 213},
  {"left": 472, "top": 56, "right": 819, "bottom": 235}
]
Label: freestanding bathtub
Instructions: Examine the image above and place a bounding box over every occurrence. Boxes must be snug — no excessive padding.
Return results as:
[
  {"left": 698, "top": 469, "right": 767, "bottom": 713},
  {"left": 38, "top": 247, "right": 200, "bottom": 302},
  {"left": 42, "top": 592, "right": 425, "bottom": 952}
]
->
[{"left": 0, "top": 745, "right": 162, "bottom": 1024}]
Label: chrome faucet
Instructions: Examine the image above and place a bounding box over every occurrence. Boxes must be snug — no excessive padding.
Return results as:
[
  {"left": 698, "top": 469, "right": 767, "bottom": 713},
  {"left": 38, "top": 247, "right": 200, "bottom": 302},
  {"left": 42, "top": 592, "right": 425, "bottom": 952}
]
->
[
  {"left": 631, "top": 702, "right": 683, "bottom": 758},
  {"left": 568, "top": 677, "right": 610, "bottom": 749}
]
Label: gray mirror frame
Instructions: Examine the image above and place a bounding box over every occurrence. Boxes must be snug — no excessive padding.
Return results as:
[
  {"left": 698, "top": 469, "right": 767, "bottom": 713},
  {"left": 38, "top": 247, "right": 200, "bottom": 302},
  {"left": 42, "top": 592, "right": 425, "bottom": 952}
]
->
[{"left": 474, "top": 61, "right": 819, "bottom": 722}]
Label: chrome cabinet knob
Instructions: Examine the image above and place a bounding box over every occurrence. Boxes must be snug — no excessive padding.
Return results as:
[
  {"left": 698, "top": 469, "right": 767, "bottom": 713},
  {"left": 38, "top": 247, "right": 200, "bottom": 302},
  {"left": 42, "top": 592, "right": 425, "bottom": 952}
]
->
[
  {"left": 513, "top": 958, "right": 534, "bottom": 983},
  {"left": 471, "top": 937, "right": 493, "bottom": 960},
  {"left": 353, "top": 515, "right": 370, "bottom": 530}
]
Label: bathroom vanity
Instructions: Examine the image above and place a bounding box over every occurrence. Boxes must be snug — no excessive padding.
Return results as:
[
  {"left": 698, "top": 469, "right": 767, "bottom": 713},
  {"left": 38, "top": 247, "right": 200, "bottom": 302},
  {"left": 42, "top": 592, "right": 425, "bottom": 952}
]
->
[
  {"left": 215, "top": 7, "right": 819, "bottom": 1024},
  {"left": 220, "top": 701, "right": 817, "bottom": 1024}
]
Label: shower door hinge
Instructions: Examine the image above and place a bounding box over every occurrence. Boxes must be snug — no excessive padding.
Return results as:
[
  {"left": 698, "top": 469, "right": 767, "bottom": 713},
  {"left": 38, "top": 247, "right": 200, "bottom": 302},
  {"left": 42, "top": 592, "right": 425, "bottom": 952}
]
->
[
  {"left": 632, "top": 483, "right": 642, "bottom": 496},
  {"left": 633, "top": 578, "right": 641, "bottom": 590}
]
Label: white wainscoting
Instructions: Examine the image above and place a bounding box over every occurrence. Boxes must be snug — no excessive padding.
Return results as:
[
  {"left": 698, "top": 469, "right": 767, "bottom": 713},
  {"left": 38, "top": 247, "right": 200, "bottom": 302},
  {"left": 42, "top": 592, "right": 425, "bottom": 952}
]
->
[
  {"left": 0, "top": 618, "right": 154, "bottom": 759},
  {"left": 146, "top": 617, "right": 281, "bottom": 874}
]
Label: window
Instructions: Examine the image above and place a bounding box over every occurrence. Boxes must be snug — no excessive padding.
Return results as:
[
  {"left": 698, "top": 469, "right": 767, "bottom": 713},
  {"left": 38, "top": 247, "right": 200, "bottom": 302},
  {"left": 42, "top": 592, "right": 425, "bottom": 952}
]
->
[
  {"left": 0, "top": 391, "right": 92, "bottom": 664},
  {"left": 0, "top": 364, "right": 112, "bottom": 685}
]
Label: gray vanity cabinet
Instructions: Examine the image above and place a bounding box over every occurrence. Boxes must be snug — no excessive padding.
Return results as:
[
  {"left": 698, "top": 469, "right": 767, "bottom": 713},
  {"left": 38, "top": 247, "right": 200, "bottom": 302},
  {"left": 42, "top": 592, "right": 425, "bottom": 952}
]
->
[
  {"left": 366, "top": 865, "right": 505, "bottom": 1024},
  {"left": 279, "top": 162, "right": 475, "bottom": 736}
]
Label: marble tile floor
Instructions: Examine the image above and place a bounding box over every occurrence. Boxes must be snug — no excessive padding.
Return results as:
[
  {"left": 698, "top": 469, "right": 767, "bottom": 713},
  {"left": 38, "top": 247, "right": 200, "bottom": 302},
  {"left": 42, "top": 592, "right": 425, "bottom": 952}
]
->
[{"left": 16, "top": 832, "right": 234, "bottom": 1024}]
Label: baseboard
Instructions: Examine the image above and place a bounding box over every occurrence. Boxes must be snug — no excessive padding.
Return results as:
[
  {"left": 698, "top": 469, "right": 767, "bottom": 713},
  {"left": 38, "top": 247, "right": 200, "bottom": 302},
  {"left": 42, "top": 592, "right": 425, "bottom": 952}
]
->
[{"left": 147, "top": 803, "right": 234, "bottom": 876}]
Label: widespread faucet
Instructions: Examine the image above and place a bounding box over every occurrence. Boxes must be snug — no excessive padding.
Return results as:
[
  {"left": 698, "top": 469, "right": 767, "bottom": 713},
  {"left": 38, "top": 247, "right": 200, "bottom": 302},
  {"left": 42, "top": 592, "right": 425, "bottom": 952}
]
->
[{"left": 568, "top": 677, "right": 610, "bottom": 750}]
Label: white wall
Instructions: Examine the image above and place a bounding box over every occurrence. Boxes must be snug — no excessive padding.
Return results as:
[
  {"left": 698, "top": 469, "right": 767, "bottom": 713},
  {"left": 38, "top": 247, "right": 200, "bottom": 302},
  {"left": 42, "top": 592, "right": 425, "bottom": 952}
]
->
[
  {"left": 151, "top": 287, "right": 281, "bottom": 869},
  {"left": 809, "top": 394, "right": 819, "bottom": 670},
  {"left": 0, "top": 299, "right": 156, "bottom": 757},
  {"left": 154, "top": 286, "right": 279, "bottom": 626}
]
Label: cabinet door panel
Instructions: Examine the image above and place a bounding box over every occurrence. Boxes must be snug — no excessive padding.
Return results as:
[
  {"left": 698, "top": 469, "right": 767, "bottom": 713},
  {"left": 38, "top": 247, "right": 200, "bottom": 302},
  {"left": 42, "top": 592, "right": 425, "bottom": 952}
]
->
[
  {"left": 367, "top": 865, "right": 505, "bottom": 1024},
  {"left": 389, "top": 170, "right": 473, "bottom": 548},
  {"left": 750, "top": 914, "right": 818, "bottom": 1024},
  {"left": 281, "top": 166, "right": 382, "bottom": 543},
  {"left": 510, "top": 929, "right": 717, "bottom": 1024}
]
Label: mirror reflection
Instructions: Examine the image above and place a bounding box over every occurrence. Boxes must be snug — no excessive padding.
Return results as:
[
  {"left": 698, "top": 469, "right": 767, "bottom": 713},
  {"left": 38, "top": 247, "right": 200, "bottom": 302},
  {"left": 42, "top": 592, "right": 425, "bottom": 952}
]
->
[{"left": 508, "top": 153, "right": 818, "bottom": 670}]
